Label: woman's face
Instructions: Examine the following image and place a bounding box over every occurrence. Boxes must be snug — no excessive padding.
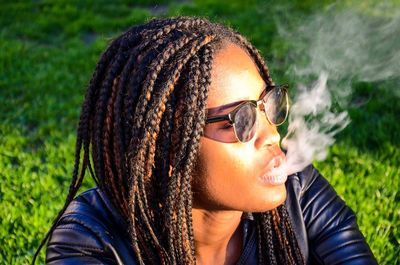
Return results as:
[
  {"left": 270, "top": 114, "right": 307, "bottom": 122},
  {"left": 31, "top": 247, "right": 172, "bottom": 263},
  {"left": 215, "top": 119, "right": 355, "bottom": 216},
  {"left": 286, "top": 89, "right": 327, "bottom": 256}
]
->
[{"left": 193, "top": 42, "right": 287, "bottom": 212}]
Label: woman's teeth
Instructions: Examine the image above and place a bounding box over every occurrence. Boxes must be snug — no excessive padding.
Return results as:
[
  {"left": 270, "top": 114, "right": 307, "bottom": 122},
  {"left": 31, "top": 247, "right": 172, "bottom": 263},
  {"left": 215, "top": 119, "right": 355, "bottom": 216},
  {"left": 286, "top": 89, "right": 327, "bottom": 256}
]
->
[{"left": 259, "top": 173, "right": 288, "bottom": 185}]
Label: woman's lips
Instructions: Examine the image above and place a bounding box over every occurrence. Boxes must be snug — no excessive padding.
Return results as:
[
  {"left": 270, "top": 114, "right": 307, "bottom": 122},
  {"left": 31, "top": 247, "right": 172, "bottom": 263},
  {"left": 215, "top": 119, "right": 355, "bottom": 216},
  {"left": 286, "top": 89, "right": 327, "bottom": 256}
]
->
[
  {"left": 258, "top": 156, "right": 287, "bottom": 186},
  {"left": 258, "top": 172, "right": 288, "bottom": 185}
]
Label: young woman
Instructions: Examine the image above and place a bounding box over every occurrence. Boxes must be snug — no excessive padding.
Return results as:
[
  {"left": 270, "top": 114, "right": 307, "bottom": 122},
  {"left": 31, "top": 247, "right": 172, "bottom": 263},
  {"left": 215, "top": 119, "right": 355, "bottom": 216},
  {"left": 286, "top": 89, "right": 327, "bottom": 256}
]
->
[{"left": 34, "top": 16, "right": 377, "bottom": 264}]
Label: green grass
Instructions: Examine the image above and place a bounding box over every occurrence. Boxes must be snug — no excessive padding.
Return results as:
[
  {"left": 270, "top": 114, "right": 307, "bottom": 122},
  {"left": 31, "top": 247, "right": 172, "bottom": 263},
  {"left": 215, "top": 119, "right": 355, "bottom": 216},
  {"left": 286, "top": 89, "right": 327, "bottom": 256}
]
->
[{"left": 1, "top": 0, "right": 399, "bottom": 264}]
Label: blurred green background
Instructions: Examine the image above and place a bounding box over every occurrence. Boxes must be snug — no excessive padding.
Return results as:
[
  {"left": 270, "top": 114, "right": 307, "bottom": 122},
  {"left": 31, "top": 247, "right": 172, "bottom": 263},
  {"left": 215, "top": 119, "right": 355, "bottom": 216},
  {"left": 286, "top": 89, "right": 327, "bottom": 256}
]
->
[{"left": 0, "top": 0, "right": 399, "bottom": 264}]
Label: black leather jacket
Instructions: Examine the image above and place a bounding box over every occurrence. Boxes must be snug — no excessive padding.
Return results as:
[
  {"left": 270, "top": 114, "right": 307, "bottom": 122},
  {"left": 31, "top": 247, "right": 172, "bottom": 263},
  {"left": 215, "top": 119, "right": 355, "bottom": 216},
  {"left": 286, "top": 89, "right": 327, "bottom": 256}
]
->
[{"left": 46, "top": 165, "right": 378, "bottom": 264}]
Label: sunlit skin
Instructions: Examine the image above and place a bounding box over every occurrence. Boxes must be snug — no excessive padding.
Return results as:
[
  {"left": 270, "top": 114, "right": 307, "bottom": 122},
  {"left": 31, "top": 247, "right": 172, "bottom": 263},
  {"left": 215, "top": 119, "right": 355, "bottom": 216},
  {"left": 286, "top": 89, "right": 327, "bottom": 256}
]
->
[{"left": 191, "top": 42, "right": 287, "bottom": 264}]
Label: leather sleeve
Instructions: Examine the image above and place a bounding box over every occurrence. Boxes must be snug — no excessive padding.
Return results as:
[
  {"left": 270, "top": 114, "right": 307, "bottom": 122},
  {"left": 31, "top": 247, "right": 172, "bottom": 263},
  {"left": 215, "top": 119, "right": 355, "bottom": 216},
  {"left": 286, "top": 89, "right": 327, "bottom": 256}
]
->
[
  {"left": 299, "top": 165, "right": 378, "bottom": 265},
  {"left": 46, "top": 210, "right": 117, "bottom": 264},
  {"left": 45, "top": 191, "right": 137, "bottom": 265}
]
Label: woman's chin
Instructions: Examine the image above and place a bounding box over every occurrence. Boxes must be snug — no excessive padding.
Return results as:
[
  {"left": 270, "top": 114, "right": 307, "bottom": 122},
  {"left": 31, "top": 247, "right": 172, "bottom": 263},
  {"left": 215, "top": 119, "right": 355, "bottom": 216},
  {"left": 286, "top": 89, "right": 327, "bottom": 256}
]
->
[{"left": 249, "top": 184, "right": 287, "bottom": 212}]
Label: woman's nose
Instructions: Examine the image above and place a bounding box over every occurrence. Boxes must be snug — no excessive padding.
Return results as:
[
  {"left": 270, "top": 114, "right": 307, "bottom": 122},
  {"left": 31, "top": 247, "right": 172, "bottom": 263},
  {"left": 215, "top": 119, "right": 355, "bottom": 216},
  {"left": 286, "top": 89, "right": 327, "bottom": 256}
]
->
[{"left": 253, "top": 110, "right": 281, "bottom": 150}]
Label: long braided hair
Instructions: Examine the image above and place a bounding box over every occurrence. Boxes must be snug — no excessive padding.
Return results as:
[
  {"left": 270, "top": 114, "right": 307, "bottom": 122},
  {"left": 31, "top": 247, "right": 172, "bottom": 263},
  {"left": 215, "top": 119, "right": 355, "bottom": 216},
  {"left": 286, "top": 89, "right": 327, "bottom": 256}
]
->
[{"left": 34, "top": 16, "right": 305, "bottom": 265}]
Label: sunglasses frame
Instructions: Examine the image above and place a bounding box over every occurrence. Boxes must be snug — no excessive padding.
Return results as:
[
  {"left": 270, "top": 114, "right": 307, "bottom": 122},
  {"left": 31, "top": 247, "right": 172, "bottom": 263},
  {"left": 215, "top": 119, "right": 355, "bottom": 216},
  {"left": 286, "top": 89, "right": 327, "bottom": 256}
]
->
[{"left": 205, "top": 85, "right": 289, "bottom": 142}]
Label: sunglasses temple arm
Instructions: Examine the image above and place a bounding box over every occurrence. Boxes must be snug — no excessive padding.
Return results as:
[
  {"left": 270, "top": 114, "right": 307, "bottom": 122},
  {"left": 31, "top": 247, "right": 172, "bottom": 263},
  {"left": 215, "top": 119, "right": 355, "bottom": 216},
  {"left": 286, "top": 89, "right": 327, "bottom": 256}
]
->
[{"left": 206, "top": 115, "right": 230, "bottom": 124}]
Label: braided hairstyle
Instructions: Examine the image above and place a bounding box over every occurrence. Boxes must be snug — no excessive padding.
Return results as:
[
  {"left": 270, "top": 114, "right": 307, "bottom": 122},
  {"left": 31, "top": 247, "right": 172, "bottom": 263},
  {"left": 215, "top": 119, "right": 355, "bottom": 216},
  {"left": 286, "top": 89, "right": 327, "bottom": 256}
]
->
[{"left": 34, "top": 16, "right": 305, "bottom": 265}]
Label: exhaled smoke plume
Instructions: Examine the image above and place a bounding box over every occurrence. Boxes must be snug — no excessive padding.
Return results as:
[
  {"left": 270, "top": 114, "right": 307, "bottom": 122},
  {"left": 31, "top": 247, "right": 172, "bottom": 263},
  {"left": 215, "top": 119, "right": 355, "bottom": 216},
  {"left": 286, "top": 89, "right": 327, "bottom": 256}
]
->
[
  {"left": 279, "top": 72, "right": 350, "bottom": 176},
  {"left": 272, "top": 3, "right": 400, "bottom": 176}
]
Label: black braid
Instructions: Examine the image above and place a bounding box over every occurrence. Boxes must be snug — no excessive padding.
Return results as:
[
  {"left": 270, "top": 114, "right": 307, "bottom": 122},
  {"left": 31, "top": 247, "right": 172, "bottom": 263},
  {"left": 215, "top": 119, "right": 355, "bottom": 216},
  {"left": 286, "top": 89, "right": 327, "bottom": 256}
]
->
[{"left": 34, "top": 16, "right": 305, "bottom": 265}]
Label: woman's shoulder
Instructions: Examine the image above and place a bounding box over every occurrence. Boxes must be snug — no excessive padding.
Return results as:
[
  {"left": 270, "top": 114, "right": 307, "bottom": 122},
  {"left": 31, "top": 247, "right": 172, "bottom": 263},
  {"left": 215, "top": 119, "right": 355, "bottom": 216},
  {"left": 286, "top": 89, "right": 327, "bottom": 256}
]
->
[
  {"left": 286, "top": 164, "right": 322, "bottom": 194},
  {"left": 285, "top": 164, "right": 357, "bottom": 234},
  {"left": 46, "top": 188, "right": 137, "bottom": 264},
  {"left": 285, "top": 165, "right": 378, "bottom": 264}
]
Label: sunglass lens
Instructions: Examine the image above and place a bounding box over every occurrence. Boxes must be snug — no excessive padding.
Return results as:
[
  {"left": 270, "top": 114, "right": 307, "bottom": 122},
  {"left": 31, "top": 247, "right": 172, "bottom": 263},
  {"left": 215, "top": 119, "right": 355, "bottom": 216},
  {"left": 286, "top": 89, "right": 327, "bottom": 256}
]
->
[
  {"left": 263, "top": 87, "right": 288, "bottom": 125},
  {"left": 233, "top": 103, "right": 257, "bottom": 142}
]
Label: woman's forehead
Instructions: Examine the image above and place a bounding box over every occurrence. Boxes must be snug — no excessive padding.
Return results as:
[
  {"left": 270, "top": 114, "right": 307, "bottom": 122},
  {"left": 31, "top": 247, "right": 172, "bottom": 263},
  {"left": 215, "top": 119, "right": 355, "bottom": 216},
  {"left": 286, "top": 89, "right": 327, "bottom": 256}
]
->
[{"left": 206, "top": 42, "right": 266, "bottom": 111}]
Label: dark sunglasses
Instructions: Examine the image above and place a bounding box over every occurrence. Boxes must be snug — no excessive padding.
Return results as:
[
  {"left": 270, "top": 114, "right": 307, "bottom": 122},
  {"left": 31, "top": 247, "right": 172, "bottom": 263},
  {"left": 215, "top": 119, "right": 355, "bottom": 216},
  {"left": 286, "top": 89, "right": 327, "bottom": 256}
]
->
[{"left": 204, "top": 85, "right": 289, "bottom": 143}]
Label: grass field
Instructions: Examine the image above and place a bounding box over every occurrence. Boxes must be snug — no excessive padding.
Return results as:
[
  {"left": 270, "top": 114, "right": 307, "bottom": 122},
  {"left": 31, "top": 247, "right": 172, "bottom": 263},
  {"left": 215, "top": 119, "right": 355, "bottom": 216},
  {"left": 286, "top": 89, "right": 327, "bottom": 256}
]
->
[{"left": 0, "top": 0, "right": 399, "bottom": 264}]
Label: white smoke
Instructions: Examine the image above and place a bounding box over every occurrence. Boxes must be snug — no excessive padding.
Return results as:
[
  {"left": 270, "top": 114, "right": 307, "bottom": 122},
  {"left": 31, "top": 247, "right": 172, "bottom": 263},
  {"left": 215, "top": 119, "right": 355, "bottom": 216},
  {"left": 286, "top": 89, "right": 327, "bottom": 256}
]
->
[
  {"left": 278, "top": 72, "right": 350, "bottom": 175},
  {"left": 273, "top": 4, "right": 400, "bottom": 176}
]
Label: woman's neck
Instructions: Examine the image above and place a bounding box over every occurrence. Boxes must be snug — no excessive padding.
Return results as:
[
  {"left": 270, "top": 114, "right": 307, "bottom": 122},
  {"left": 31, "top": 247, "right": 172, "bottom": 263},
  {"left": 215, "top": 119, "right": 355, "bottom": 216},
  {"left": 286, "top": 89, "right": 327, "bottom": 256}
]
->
[{"left": 192, "top": 208, "right": 243, "bottom": 265}]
